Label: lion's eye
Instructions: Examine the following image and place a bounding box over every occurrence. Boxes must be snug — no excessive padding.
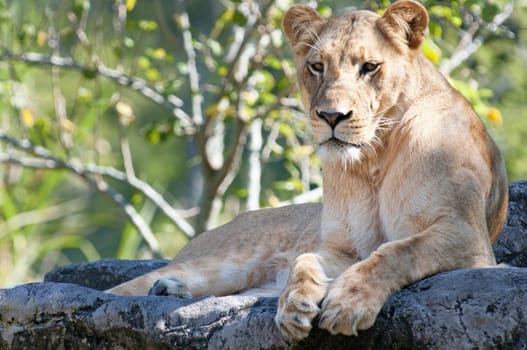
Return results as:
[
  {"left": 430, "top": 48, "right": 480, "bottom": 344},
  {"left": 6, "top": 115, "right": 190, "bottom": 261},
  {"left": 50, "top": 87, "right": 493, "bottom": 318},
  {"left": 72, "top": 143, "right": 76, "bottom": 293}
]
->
[
  {"left": 307, "top": 62, "right": 324, "bottom": 75},
  {"left": 361, "top": 61, "right": 381, "bottom": 75}
]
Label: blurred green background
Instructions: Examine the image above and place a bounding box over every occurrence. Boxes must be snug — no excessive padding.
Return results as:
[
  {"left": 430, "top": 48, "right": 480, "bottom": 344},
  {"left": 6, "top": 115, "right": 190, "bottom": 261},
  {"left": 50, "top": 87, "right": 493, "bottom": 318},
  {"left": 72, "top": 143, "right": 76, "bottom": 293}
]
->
[{"left": 0, "top": 0, "right": 525, "bottom": 287}]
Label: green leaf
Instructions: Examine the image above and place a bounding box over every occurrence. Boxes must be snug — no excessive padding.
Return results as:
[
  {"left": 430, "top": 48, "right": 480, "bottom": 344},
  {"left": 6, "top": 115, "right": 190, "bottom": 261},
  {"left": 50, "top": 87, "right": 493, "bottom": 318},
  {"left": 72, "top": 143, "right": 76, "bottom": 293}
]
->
[
  {"left": 145, "top": 68, "right": 160, "bottom": 81},
  {"left": 234, "top": 188, "right": 248, "bottom": 199},
  {"left": 278, "top": 124, "right": 294, "bottom": 138},
  {"left": 123, "top": 37, "right": 135, "bottom": 48},
  {"left": 232, "top": 10, "right": 248, "bottom": 26},
  {"left": 72, "top": 0, "right": 90, "bottom": 18},
  {"left": 138, "top": 20, "right": 158, "bottom": 32},
  {"left": 482, "top": 4, "right": 499, "bottom": 22},
  {"left": 82, "top": 69, "right": 97, "bottom": 80},
  {"left": 137, "top": 56, "right": 151, "bottom": 69},
  {"left": 428, "top": 20, "right": 442, "bottom": 38}
]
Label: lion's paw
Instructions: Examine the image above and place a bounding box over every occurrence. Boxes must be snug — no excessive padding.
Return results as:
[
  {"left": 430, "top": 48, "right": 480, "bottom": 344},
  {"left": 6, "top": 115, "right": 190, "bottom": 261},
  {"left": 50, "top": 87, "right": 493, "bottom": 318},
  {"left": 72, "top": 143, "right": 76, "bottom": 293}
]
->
[
  {"left": 148, "top": 277, "right": 193, "bottom": 298},
  {"left": 275, "top": 285, "right": 327, "bottom": 340},
  {"left": 318, "top": 277, "right": 383, "bottom": 336}
]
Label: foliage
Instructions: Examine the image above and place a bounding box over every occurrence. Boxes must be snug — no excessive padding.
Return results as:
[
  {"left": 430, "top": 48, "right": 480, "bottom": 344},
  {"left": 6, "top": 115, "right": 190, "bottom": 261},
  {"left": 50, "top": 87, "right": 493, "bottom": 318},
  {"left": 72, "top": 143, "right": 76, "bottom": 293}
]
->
[{"left": 0, "top": 0, "right": 525, "bottom": 286}]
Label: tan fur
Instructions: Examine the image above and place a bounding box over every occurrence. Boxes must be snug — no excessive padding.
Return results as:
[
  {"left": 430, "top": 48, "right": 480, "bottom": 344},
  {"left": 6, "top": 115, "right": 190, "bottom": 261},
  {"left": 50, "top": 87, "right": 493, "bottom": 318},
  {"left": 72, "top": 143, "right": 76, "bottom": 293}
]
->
[{"left": 108, "top": 0, "right": 508, "bottom": 341}]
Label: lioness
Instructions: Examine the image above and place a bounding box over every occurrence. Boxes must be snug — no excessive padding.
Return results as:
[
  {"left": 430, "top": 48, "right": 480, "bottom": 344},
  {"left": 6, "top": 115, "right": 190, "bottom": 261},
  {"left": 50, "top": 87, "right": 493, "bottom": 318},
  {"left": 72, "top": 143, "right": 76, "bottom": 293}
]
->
[{"left": 108, "top": 0, "right": 508, "bottom": 340}]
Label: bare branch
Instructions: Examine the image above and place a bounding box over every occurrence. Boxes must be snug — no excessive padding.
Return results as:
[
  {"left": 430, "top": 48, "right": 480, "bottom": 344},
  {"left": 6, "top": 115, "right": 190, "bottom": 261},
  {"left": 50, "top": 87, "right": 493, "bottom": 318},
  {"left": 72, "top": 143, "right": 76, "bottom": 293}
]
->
[
  {"left": 277, "top": 188, "right": 323, "bottom": 206},
  {"left": 0, "top": 153, "right": 160, "bottom": 253},
  {"left": 0, "top": 131, "right": 160, "bottom": 252},
  {"left": 175, "top": 1, "right": 203, "bottom": 126},
  {"left": 247, "top": 118, "right": 263, "bottom": 210},
  {"left": 120, "top": 135, "right": 136, "bottom": 179},
  {"left": 219, "top": 122, "right": 247, "bottom": 196},
  {"left": 214, "top": 0, "right": 274, "bottom": 102},
  {"left": 440, "top": 1, "right": 514, "bottom": 75},
  {"left": 0, "top": 48, "right": 194, "bottom": 129},
  {"left": 46, "top": 7, "right": 74, "bottom": 151},
  {"left": 197, "top": 118, "right": 247, "bottom": 230},
  {"left": 0, "top": 131, "right": 195, "bottom": 238}
]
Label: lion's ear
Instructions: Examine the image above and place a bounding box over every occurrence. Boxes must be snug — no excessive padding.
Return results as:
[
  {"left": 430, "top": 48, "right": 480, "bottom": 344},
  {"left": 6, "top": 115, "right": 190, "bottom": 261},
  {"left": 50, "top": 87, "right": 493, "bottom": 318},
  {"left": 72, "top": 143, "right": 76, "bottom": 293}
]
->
[
  {"left": 377, "top": 0, "right": 428, "bottom": 53},
  {"left": 283, "top": 5, "right": 326, "bottom": 57}
]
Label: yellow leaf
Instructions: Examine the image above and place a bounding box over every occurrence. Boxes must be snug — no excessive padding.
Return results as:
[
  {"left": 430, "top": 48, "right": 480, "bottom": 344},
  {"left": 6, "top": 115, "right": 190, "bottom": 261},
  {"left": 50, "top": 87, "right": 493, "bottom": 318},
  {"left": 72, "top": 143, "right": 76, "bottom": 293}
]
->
[
  {"left": 37, "top": 31, "right": 48, "bottom": 47},
  {"left": 205, "top": 103, "right": 218, "bottom": 118},
  {"left": 486, "top": 107, "right": 503, "bottom": 126},
  {"left": 20, "top": 108, "right": 35, "bottom": 128},
  {"left": 152, "top": 48, "right": 166, "bottom": 60},
  {"left": 422, "top": 38, "right": 441, "bottom": 65},
  {"left": 126, "top": 0, "right": 136, "bottom": 12},
  {"left": 60, "top": 119, "right": 76, "bottom": 132}
]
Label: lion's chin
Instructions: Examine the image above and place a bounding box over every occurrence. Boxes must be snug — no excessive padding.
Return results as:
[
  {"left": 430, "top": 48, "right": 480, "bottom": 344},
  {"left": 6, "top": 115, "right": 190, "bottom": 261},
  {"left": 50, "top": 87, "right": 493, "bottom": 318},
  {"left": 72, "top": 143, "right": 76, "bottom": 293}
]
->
[{"left": 317, "top": 138, "right": 364, "bottom": 165}]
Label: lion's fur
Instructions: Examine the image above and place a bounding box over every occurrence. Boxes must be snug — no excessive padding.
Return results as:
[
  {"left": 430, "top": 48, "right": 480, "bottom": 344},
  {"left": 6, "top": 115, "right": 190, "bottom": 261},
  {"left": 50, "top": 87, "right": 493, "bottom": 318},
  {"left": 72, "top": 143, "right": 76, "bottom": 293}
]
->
[{"left": 108, "top": 0, "right": 507, "bottom": 340}]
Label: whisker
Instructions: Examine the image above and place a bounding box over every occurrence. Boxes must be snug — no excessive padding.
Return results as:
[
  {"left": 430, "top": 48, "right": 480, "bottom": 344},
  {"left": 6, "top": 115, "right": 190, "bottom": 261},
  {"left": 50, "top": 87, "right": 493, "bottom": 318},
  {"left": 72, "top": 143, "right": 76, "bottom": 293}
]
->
[
  {"left": 305, "top": 25, "right": 323, "bottom": 52},
  {"left": 299, "top": 41, "right": 320, "bottom": 52}
]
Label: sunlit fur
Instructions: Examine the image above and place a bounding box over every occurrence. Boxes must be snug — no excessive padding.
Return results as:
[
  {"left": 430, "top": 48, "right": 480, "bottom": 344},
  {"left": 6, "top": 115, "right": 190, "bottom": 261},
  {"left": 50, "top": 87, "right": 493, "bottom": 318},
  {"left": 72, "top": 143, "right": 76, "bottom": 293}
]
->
[
  {"left": 279, "top": 0, "right": 507, "bottom": 339},
  {"left": 107, "top": 1, "right": 508, "bottom": 342}
]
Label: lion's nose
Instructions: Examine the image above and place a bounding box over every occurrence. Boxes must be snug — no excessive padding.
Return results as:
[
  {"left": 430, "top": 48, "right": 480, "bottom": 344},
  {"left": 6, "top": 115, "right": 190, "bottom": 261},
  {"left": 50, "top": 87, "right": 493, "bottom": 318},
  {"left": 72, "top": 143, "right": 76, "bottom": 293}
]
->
[{"left": 316, "top": 110, "right": 352, "bottom": 129}]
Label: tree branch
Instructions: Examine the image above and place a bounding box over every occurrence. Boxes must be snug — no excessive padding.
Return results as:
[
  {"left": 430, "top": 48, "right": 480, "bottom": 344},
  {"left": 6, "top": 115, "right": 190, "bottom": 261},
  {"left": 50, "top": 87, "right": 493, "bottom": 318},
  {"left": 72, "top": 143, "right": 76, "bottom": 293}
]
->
[
  {"left": 247, "top": 118, "right": 262, "bottom": 210},
  {"left": 0, "top": 130, "right": 162, "bottom": 252},
  {"left": 214, "top": 0, "right": 274, "bottom": 102},
  {"left": 196, "top": 118, "right": 247, "bottom": 231},
  {"left": 215, "top": 118, "right": 247, "bottom": 197},
  {"left": 439, "top": 1, "right": 514, "bottom": 75},
  {"left": 0, "top": 131, "right": 195, "bottom": 239},
  {"left": 175, "top": 1, "right": 203, "bottom": 126},
  {"left": 46, "top": 6, "right": 74, "bottom": 151},
  {"left": 0, "top": 48, "right": 194, "bottom": 129},
  {"left": 277, "top": 188, "right": 323, "bottom": 206},
  {"left": 0, "top": 153, "right": 161, "bottom": 254}
]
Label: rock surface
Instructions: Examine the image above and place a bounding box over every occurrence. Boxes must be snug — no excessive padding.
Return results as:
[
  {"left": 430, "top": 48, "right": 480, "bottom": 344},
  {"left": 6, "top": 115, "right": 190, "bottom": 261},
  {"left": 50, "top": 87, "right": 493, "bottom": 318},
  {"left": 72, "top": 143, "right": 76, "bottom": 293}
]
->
[
  {"left": 493, "top": 180, "right": 527, "bottom": 268},
  {"left": 1, "top": 181, "right": 526, "bottom": 350},
  {"left": 43, "top": 258, "right": 169, "bottom": 291}
]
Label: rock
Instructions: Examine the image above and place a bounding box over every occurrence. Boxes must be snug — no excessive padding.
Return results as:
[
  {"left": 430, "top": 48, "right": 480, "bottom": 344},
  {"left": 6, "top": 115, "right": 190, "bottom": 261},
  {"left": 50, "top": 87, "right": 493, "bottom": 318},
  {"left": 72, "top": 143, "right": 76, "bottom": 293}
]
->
[
  {"left": 301, "top": 268, "right": 527, "bottom": 350},
  {"left": 493, "top": 180, "right": 527, "bottom": 267},
  {"left": 0, "top": 284, "right": 287, "bottom": 350},
  {"left": 2, "top": 268, "right": 526, "bottom": 350},
  {"left": 1, "top": 180, "right": 526, "bottom": 350},
  {"left": 43, "top": 258, "right": 169, "bottom": 291}
]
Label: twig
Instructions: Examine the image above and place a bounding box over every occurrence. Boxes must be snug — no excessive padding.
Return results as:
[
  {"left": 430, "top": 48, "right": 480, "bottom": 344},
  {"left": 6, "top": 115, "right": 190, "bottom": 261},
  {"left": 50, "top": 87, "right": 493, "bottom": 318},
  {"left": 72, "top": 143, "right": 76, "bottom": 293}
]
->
[
  {"left": 0, "top": 130, "right": 160, "bottom": 252},
  {"left": 214, "top": 0, "right": 274, "bottom": 102},
  {"left": 0, "top": 132, "right": 196, "bottom": 238},
  {"left": 277, "top": 188, "right": 323, "bottom": 206},
  {"left": 45, "top": 6, "right": 74, "bottom": 151},
  {"left": 0, "top": 49, "right": 194, "bottom": 129},
  {"left": 440, "top": 1, "right": 514, "bottom": 75},
  {"left": 175, "top": 1, "right": 203, "bottom": 126},
  {"left": 247, "top": 118, "right": 262, "bottom": 210},
  {"left": 215, "top": 118, "right": 247, "bottom": 197}
]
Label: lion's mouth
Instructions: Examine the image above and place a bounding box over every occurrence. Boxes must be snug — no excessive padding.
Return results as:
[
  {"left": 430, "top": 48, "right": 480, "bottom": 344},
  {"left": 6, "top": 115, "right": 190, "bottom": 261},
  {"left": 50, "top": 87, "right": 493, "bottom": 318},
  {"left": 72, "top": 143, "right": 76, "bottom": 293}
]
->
[{"left": 322, "top": 137, "right": 365, "bottom": 149}]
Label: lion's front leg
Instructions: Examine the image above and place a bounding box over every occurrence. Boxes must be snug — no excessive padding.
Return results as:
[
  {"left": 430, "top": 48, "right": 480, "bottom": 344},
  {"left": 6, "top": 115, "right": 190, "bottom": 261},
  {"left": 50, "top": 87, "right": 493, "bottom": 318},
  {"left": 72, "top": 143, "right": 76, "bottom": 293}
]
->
[
  {"left": 318, "top": 226, "right": 494, "bottom": 336},
  {"left": 275, "top": 250, "right": 356, "bottom": 339},
  {"left": 275, "top": 253, "right": 331, "bottom": 339},
  {"left": 318, "top": 261, "right": 388, "bottom": 336}
]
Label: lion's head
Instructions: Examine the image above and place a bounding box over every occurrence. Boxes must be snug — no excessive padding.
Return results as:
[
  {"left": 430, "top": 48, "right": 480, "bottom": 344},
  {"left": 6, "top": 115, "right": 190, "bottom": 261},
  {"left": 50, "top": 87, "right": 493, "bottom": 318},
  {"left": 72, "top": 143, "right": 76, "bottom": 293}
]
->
[{"left": 283, "top": 0, "right": 429, "bottom": 163}]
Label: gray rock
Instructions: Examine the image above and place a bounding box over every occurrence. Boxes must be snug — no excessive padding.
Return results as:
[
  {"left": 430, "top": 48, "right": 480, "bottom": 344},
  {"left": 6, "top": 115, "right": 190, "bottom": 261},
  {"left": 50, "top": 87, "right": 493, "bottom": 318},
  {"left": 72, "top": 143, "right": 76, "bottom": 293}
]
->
[
  {"left": 43, "top": 258, "right": 169, "bottom": 291},
  {"left": 493, "top": 180, "right": 527, "bottom": 267},
  {"left": 1, "top": 181, "right": 526, "bottom": 350},
  {"left": 0, "top": 284, "right": 287, "bottom": 350}
]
